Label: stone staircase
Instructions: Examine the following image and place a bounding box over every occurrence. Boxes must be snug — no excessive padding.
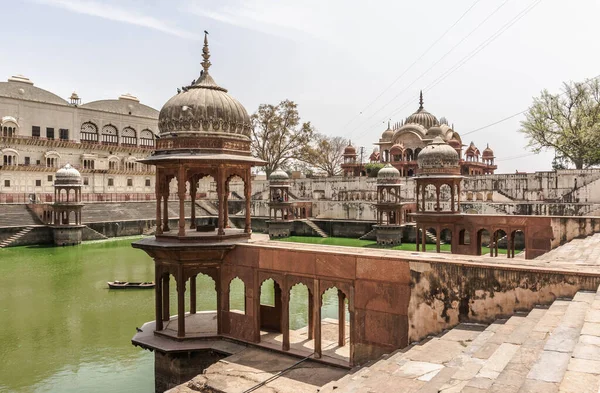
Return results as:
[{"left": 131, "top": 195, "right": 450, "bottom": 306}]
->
[
  {"left": 359, "top": 228, "right": 377, "bottom": 240},
  {"left": 304, "top": 219, "right": 328, "bottom": 238},
  {"left": 82, "top": 226, "right": 108, "bottom": 240},
  {"left": 0, "top": 226, "right": 34, "bottom": 248},
  {"left": 195, "top": 200, "right": 218, "bottom": 216},
  {"left": 320, "top": 287, "right": 600, "bottom": 393},
  {"left": 419, "top": 228, "right": 444, "bottom": 245}
]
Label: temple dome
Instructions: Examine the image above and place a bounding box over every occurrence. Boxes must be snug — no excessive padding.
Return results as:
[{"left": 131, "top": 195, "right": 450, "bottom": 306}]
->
[
  {"left": 377, "top": 163, "right": 401, "bottom": 182},
  {"left": 158, "top": 35, "right": 252, "bottom": 142},
  {"left": 417, "top": 136, "right": 459, "bottom": 169},
  {"left": 482, "top": 144, "right": 494, "bottom": 158},
  {"left": 427, "top": 126, "right": 444, "bottom": 138},
  {"left": 55, "top": 163, "right": 82, "bottom": 186},
  {"left": 344, "top": 142, "right": 356, "bottom": 155},
  {"left": 381, "top": 122, "right": 394, "bottom": 141},
  {"left": 405, "top": 91, "right": 439, "bottom": 130},
  {"left": 269, "top": 168, "right": 289, "bottom": 181}
]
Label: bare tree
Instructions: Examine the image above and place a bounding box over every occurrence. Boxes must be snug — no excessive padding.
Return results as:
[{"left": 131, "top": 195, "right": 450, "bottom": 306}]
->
[
  {"left": 300, "top": 134, "right": 348, "bottom": 176},
  {"left": 520, "top": 78, "right": 600, "bottom": 169},
  {"left": 250, "top": 100, "right": 314, "bottom": 177}
]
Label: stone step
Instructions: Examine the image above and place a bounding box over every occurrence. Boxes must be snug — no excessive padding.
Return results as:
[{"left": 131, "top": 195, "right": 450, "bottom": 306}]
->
[
  {"left": 521, "top": 291, "right": 595, "bottom": 393},
  {"left": 559, "top": 287, "right": 600, "bottom": 393}
]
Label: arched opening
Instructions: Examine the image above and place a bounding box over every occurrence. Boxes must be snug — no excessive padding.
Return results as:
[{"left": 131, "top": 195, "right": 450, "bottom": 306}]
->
[
  {"left": 490, "top": 229, "right": 508, "bottom": 257},
  {"left": 424, "top": 227, "right": 437, "bottom": 252},
  {"left": 510, "top": 230, "right": 526, "bottom": 258},
  {"left": 259, "top": 279, "right": 282, "bottom": 333},
  {"left": 287, "top": 282, "right": 314, "bottom": 352},
  {"left": 121, "top": 126, "right": 137, "bottom": 146},
  {"left": 80, "top": 122, "right": 98, "bottom": 143},
  {"left": 459, "top": 229, "right": 471, "bottom": 245},
  {"left": 320, "top": 286, "right": 350, "bottom": 362},
  {"left": 229, "top": 277, "right": 246, "bottom": 314},
  {"left": 477, "top": 229, "right": 490, "bottom": 256},
  {"left": 101, "top": 124, "right": 118, "bottom": 145},
  {"left": 440, "top": 228, "right": 452, "bottom": 252},
  {"left": 140, "top": 129, "right": 155, "bottom": 147}
]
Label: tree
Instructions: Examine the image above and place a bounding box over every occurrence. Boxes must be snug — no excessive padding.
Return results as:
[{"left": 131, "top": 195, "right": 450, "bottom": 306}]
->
[
  {"left": 299, "top": 134, "right": 348, "bottom": 177},
  {"left": 251, "top": 100, "right": 314, "bottom": 177},
  {"left": 520, "top": 79, "right": 600, "bottom": 169}
]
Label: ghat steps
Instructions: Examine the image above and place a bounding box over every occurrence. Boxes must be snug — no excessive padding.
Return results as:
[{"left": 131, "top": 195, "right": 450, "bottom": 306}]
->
[
  {"left": 320, "top": 286, "right": 600, "bottom": 393},
  {"left": 302, "top": 219, "right": 328, "bottom": 238},
  {"left": 0, "top": 226, "right": 34, "bottom": 248}
]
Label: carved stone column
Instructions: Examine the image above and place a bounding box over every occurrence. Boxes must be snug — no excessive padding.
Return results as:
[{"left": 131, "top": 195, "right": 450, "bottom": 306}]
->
[
  {"left": 155, "top": 269, "right": 163, "bottom": 331},
  {"left": 216, "top": 166, "right": 225, "bottom": 236},
  {"left": 177, "top": 267, "right": 186, "bottom": 338},
  {"left": 177, "top": 166, "right": 187, "bottom": 237},
  {"left": 338, "top": 289, "right": 346, "bottom": 347},
  {"left": 224, "top": 180, "right": 230, "bottom": 229},
  {"left": 190, "top": 176, "right": 197, "bottom": 229},
  {"left": 244, "top": 170, "right": 252, "bottom": 233}
]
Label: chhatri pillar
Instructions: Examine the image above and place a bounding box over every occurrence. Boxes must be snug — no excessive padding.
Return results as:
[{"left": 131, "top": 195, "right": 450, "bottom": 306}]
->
[
  {"left": 51, "top": 163, "right": 84, "bottom": 246},
  {"left": 267, "top": 168, "right": 293, "bottom": 238},
  {"left": 374, "top": 164, "right": 404, "bottom": 245}
]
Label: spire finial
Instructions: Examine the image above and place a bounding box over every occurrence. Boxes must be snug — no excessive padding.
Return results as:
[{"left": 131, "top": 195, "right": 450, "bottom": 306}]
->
[
  {"left": 201, "top": 30, "right": 211, "bottom": 74},
  {"left": 387, "top": 120, "right": 391, "bottom": 129},
  {"left": 418, "top": 90, "right": 424, "bottom": 110}
]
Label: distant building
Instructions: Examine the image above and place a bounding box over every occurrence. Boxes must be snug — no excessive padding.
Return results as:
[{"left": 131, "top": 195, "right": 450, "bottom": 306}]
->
[
  {"left": 342, "top": 91, "right": 497, "bottom": 177},
  {"left": 0, "top": 74, "right": 159, "bottom": 202}
]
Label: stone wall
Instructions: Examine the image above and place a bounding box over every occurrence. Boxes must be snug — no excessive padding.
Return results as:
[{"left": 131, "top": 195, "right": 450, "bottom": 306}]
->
[{"left": 408, "top": 260, "right": 600, "bottom": 342}]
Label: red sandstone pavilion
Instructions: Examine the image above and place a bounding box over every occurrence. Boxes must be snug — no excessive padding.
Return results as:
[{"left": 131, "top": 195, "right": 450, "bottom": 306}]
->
[{"left": 132, "top": 34, "right": 600, "bottom": 393}]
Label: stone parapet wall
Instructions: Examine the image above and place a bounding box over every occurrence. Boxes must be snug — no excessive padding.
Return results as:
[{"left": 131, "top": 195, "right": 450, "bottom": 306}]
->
[{"left": 408, "top": 260, "right": 600, "bottom": 342}]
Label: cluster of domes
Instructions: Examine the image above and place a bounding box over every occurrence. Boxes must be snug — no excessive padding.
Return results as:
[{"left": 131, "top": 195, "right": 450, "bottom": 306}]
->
[
  {"left": 55, "top": 163, "right": 82, "bottom": 186},
  {"left": 417, "top": 136, "right": 459, "bottom": 170},
  {"left": 158, "top": 34, "right": 252, "bottom": 141}
]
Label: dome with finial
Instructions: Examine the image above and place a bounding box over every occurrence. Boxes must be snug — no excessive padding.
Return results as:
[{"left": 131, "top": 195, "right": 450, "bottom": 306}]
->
[
  {"left": 427, "top": 126, "right": 444, "bottom": 138},
  {"left": 55, "top": 163, "right": 82, "bottom": 186},
  {"left": 405, "top": 91, "right": 439, "bottom": 130},
  {"left": 417, "top": 136, "right": 459, "bottom": 170},
  {"left": 269, "top": 168, "right": 290, "bottom": 182},
  {"left": 482, "top": 144, "right": 494, "bottom": 158},
  {"left": 158, "top": 32, "right": 252, "bottom": 142},
  {"left": 381, "top": 121, "right": 394, "bottom": 141},
  {"left": 344, "top": 141, "right": 357, "bottom": 156},
  {"left": 377, "top": 163, "right": 401, "bottom": 183}
]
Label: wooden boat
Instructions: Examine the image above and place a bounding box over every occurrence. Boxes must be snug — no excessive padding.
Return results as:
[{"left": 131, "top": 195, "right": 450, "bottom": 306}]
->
[{"left": 107, "top": 281, "right": 155, "bottom": 289}]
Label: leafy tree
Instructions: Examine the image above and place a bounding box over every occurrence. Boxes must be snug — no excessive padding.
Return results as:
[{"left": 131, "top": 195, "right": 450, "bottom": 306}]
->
[
  {"left": 299, "top": 134, "right": 348, "bottom": 177},
  {"left": 520, "top": 79, "right": 600, "bottom": 169},
  {"left": 365, "top": 163, "right": 385, "bottom": 177},
  {"left": 250, "top": 100, "right": 314, "bottom": 177}
]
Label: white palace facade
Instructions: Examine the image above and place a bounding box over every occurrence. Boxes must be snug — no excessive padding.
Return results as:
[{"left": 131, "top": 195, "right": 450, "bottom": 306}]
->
[{"left": 0, "top": 75, "right": 159, "bottom": 203}]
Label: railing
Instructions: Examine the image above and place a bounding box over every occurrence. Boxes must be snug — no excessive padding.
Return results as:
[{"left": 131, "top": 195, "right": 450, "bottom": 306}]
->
[
  {"left": 0, "top": 134, "right": 155, "bottom": 149},
  {"left": 0, "top": 193, "right": 160, "bottom": 204}
]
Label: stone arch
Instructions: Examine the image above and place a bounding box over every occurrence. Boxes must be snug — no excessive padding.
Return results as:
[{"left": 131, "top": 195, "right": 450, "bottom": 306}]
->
[
  {"left": 228, "top": 276, "right": 246, "bottom": 314},
  {"left": 459, "top": 229, "right": 471, "bottom": 245},
  {"left": 121, "top": 126, "right": 137, "bottom": 146},
  {"left": 259, "top": 278, "right": 283, "bottom": 333},
  {"left": 80, "top": 122, "right": 98, "bottom": 143},
  {"left": 101, "top": 124, "right": 118, "bottom": 145},
  {"left": 140, "top": 129, "right": 155, "bottom": 147}
]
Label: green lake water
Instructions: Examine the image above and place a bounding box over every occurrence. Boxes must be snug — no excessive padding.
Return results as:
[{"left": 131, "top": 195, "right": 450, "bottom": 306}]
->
[{"left": 0, "top": 237, "right": 345, "bottom": 393}]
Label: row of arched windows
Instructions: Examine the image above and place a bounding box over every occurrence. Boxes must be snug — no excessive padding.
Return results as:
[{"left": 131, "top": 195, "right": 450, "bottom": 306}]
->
[
  {"left": 2, "top": 126, "right": 16, "bottom": 137},
  {"left": 80, "top": 122, "right": 155, "bottom": 147}
]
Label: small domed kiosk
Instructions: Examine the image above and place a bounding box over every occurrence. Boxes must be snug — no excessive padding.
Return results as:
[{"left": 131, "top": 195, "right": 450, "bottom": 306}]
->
[
  {"left": 51, "top": 163, "right": 84, "bottom": 246},
  {"left": 373, "top": 164, "right": 405, "bottom": 245},
  {"left": 413, "top": 136, "right": 463, "bottom": 252},
  {"left": 267, "top": 168, "right": 293, "bottom": 238}
]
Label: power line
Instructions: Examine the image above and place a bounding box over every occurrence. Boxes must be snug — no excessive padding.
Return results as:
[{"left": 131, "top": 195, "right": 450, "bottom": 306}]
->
[
  {"left": 496, "top": 153, "right": 536, "bottom": 161},
  {"left": 338, "top": 0, "right": 483, "bottom": 134},
  {"left": 461, "top": 73, "right": 600, "bottom": 137},
  {"left": 351, "top": 0, "right": 542, "bottom": 139},
  {"left": 345, "top": 0, "right": 512, "bottom": 139}
]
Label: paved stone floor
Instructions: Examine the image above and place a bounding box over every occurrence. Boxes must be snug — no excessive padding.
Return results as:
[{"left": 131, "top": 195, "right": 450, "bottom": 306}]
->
[{"left": 166, "top": 347, "right": 348, "bottom": 393}]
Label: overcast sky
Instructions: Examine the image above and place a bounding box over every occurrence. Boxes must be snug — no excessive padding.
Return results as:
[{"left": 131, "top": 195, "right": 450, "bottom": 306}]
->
[{"left": 2, "top": 0, "right": 598, "bottom": 173}]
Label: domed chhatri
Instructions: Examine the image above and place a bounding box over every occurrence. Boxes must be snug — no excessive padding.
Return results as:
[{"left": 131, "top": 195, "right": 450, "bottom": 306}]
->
[
  {"left": 136, "top": 32, "right": 264, "bottom": 242},
  {"left": 269, "top": 168, "right": 290, "bottom": 181},
  {"left": 55, "top": 163, "right": 82, "bottom": 185},
  {"left": 377, "top": 163, "right": 401, "bottom": 183},
  {"left": 482, "top": 144, "right": 494, "bottom": 158},
  {"left": 153, "top": 32, "right": 255, "bottom": 157},
  {"left": 381, "top": 121, "right": 394, "bottom": 141},
  {"left": 417, "top": 136, "right": 459, "bottom": 172},
  {"left": 344, "top": 142, "right": 357, "bottom": 156}
]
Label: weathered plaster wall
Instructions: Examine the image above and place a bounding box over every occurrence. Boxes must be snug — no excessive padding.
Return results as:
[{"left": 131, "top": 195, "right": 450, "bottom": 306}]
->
[{"left": 408, "top": 260, "right": 600, "bottom": 343}]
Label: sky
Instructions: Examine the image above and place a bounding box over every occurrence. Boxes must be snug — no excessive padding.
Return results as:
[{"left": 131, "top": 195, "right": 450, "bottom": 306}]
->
[{"left": 1, "top": 0, "right": 598, "bottom": 173}]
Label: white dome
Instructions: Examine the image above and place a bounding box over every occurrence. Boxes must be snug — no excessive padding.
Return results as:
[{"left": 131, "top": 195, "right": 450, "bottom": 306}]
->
[{"left": 55, "top": 163, "right": 82, "bottom": 186}]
